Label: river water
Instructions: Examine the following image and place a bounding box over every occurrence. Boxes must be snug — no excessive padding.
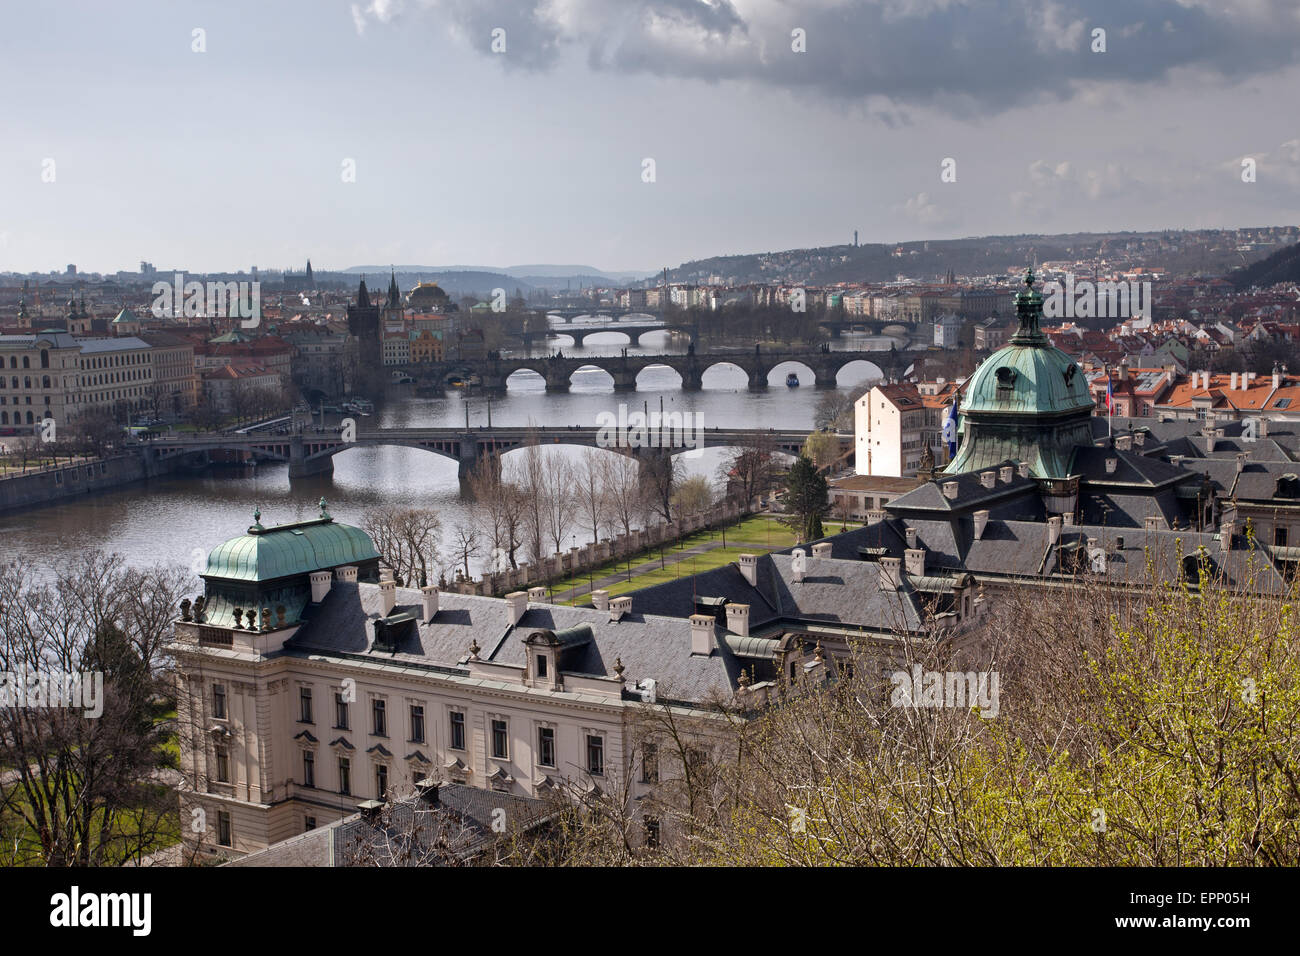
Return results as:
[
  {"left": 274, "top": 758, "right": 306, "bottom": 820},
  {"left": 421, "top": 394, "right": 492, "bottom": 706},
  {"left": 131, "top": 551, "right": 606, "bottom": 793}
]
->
[{"left": 1, "top": 330, "right": 899, "bottom": 582}]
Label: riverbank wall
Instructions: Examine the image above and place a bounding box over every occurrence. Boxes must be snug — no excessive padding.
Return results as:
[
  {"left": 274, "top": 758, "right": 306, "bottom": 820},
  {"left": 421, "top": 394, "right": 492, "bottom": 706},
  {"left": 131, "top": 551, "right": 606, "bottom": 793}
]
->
[{"left": 0, "top": 451, "right": 188, "bottom": 514}]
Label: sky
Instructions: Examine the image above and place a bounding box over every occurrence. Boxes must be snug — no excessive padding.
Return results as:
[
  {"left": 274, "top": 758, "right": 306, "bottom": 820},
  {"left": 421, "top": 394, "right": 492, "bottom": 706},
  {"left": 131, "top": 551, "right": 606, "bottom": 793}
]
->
[{"left": 2, "top": 0, "right": 1299, "bottom": 275}]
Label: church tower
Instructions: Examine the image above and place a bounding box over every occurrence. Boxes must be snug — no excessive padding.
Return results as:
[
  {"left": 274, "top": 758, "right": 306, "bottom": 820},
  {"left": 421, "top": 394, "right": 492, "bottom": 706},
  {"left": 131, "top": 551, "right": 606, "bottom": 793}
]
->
[{"left": 346, "top": 277, "right": 382, "bottom": 367}]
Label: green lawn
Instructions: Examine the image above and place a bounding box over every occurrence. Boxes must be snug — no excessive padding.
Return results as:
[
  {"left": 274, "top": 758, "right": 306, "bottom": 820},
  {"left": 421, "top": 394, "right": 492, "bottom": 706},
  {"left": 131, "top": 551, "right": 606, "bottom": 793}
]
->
[{"left": 543, "top": 515, "right": 868, "bottom": 606}]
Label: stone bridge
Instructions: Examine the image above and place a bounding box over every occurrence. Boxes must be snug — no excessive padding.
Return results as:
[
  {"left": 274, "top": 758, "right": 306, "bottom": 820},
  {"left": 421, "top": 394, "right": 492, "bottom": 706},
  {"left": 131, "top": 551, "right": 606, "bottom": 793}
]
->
[
  {"left": 399, "top": 346, "right": 918, "bottom": 393},
  {"left": 512, "top": 323, "right": 694, "bottom": 348},
  {"left": 137, "top": 425, "right": 822, "bottom": 480}
]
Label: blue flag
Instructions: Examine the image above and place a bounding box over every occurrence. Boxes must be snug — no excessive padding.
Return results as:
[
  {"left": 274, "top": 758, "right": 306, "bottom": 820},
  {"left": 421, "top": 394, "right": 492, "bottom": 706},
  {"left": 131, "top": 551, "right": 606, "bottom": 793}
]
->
[{"left": 942, "top": 400, "right": 958, "bottom": 456}]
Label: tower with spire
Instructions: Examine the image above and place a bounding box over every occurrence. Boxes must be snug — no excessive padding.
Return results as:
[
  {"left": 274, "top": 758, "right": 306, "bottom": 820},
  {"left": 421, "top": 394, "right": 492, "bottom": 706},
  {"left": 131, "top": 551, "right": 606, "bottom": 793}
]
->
[{"left": 346, "top": 276, "right": 382, "bottom": 368}]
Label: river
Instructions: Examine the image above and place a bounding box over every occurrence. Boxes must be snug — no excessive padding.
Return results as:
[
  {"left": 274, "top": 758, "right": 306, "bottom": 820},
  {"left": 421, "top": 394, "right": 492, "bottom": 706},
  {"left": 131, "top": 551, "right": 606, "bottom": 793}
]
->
[{"left": 1, "top": 330, "right": 900, "bottom": 582}]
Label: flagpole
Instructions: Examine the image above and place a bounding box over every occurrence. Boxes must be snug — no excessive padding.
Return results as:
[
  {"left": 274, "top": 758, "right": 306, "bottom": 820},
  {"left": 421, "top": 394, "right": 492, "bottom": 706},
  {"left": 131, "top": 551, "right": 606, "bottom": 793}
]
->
[{"left": 1107, "top": 365, "right": 1112, "bottom": 440}]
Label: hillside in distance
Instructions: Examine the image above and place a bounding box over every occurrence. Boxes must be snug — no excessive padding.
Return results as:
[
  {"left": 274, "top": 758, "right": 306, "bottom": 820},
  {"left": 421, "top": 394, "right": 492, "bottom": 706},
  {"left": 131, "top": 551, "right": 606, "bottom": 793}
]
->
[{"left": 665, "top": 228, "right": 1298, "bottom": 286}]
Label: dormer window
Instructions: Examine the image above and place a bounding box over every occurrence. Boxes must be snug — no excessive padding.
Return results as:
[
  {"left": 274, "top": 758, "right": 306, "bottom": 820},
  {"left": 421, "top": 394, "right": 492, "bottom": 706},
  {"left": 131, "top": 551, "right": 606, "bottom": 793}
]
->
[
  {"left": 536, "top": 654, "right": 548, "bottom": 679},
  {"left": 995, "top": 367, "right": 1017, "bottom": 390}
]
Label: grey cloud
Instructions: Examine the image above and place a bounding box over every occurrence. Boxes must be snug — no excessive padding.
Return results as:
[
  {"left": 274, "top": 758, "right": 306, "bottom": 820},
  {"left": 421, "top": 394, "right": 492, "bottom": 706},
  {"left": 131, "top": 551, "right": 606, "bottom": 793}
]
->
[{"left": 354, "top": 0, "right": 1300, "bottom": 114}]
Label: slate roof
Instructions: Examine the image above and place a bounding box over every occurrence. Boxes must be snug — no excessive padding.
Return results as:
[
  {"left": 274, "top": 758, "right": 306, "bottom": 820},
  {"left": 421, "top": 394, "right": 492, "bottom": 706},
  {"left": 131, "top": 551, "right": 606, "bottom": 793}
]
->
[
  {"left": 225, "top": 783, "right": 550, "bottom": 867},
  {"left": 289, "top": 583, "right": 744, "bottom": 704}
]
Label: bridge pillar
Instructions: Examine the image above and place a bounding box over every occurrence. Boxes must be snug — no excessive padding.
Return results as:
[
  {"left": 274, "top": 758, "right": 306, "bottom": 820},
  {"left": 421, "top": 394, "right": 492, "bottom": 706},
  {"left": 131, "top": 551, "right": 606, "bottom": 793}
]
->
[
  {"left": 680, "top": 367, "right": 703, "bottom": 391},
  {"left": 611, "top": 367, "right": 638, "bottom": 391},
  {"left": 813, "top": 369, "right": 839, "bottom": 389},
  {"left": 748, "top": 368, "right": 768, "bottom": 391},
  {"left": 543, "top": 368, "right": 571, "bottom": 392},
  {"left": 458, "top": 436, "right": 502, "bottom": 482},
  {"left": 288, "top": 434, "right": 335, "bottom": 479}
]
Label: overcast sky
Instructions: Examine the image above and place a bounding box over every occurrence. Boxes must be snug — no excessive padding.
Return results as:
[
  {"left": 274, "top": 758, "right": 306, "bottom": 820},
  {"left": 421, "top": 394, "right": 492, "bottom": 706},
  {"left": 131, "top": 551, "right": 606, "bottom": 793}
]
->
[{"left": 2, "top": 0, "right": 1299, "bottom": 275}]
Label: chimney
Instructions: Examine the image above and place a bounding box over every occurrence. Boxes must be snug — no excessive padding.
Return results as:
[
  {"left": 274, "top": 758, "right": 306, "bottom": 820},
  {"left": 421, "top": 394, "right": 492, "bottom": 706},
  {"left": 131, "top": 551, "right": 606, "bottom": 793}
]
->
[
  {"left": 1144, "top": 516, "right": 1161, "bottom": 531},
  {"left": 725, "top": 603, "right": 750, "bottom": 637},
  {"left": 1017, "top": 461, "right": 1031, "bottom": 478},
  {"left": 999, "top": 465, "right": 1014, "bottom": 483},
  {"left": 1114, "top": 435, "right": 1132, "bottom": 451},
  {"left": 879, "top": 556, "right": 902, "bottom": 591},
  {"left": 904, "top": 548, "right": 926, "bottom": 576},
  {"left": 942, "top": 481, "right": 959, "bottom": 499},
  {"left": 1046, "top": 516, "right": 1062, "bottom": 547},
  {"left": 979, "top": 470, "right": 996, "bottom": 489},
  {"left": 689, "top": 613, "right": 715, "bottom": 656},
  {"left": 1119, "top": 362, "right": 1129, "bottom": 382},
  {"left": 1236, "top": 452, "right": 1247, "bottom": 474},
  {"left": 904, "top": 527, "right": 918, "bottom": 549},
  {"left": 973, "top": 509, "right": 989, "bottom": 540},
  {"left": 1220, "top": 521, "right": 1234, "bottom": 552},
  {"left": 791, "top": 548, "right": 807, "bottom": 583},
  {"left": 1230, "top": 371, "right": 1239, "bottom": 391},
  {"left": 1273, "top": 365, "right": 1282, "bottom": 390},
  {"left": 590, "top": 589, "right": 610, "bottom": 611},
  {"left": 737, "top": 553, "right": 758, "bottom": 586},
  {"left": 608, "top": 595, "right": 632, "bottom": 620},
  {"left": 505, "top": 591, "right": 528, "bottom": 626},
  {"left": 310, "top": 570, "right": 331, "bottom": 603},
  {"left": 415, "top": 777, "right": 440, "bottom": 805},
  {"left": 1206, "top": 434, "right": 1217, "bottom": 454},
  {"left": 1260, "top": 416, "right": 1270, "bottom": 437},
  {"left": 379, "top": 566, "right": 395, "bottom": 583},
  {"left": 378, "top": 580, "right": 396, "bottom": 617},
  {"left": 528, "top": 586, "right": 548, "bottom": 602},
  {"left": 334, "top": 565, "right": 358, "bottom": 583},
  {"left": 1132, "top": 430, "right": 1145, "bottom": 447},
  {"left": 1105, "top": 456, "right": 1118, "bottom": 474},
  {"left": 811, "top": 542, "right": 833, "bottom": 558},
  {"left": 420, "top": 585, "right": 439, "bottom": 622}
]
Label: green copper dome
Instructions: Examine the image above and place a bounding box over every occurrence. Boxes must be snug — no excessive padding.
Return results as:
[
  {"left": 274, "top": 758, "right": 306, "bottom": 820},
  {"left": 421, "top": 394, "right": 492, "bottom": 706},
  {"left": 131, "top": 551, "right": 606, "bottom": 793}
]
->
[
  {"left": 203, "top": 512, "right": 380, "bottom": 583},
  {"left": 945, "top": 269, "right": 1095, "bottom": 479}
]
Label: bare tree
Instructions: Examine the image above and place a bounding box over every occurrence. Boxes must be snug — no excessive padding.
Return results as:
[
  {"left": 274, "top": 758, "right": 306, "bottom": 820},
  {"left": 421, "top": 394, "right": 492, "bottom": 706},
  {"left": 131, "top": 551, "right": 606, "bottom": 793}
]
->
[
  {"left": 0, "top": 553, "right": 187, "bottom": 866},
  {"left": 672, "top": 474, "right": 714, "bottom": 516},
  {"left": 575, "top": 448, "right": 611, "bottom": 543},
  {"left": 447, "top": 521, "right": 482, "bottom": 581},
  {"left": 600, "top": 453, "right": 645, "bottom": 538},
  {"left": 720, "top": 432, "right": 778, "bottom": 507},
  {"left": 361, "top": 505, "right": 443, "bottom": 587}
]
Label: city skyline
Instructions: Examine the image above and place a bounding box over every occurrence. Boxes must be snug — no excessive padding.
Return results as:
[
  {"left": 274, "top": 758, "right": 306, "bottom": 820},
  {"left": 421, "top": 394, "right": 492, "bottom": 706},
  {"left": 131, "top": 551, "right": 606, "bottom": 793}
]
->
[{"left": 3, "top": 0, "right": 1300, "bottom": 274}]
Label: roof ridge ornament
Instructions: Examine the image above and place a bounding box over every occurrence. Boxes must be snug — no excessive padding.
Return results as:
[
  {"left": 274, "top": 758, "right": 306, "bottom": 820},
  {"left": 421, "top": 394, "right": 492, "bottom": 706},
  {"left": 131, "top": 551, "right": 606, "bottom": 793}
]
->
[{"left": 319, "top": 497, "right": 331, "bottom": 520}]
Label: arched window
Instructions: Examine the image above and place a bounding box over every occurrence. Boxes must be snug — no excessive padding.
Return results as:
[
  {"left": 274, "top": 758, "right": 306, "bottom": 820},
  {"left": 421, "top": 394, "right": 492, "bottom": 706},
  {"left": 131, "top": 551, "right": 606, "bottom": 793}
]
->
[
  {"left": 42, "top": 375, "right": 51, "bottom": 389},
  {"left": 0, "top": 412, "right": 7, "bottom": 424},
  {"left": 24, "top": 376, "right": 31, "bottom": 389},
  {"left": 26, "top": 411, "right": 34, "bottom": 424},
  {"left": 40, "top": 349, "right": 49, "bottom": 368},
  {"left": 22, "top": 356, "right": 30, "bottom": 369}
]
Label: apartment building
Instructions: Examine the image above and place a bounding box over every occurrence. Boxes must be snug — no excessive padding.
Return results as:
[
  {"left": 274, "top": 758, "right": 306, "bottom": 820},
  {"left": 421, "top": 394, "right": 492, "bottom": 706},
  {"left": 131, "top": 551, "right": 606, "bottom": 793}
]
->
[{"left": 855, "top": 383, "right": 928, "bottom": 477}]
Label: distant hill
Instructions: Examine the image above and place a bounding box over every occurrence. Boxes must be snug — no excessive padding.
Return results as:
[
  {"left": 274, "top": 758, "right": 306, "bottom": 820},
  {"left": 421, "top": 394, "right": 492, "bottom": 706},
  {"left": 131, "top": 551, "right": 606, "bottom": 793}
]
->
[
  {"left": 664, "top": 228, "right": 1298, "bottom": 286},
  {"left": 344, "top": 263, "right": 653, "bottom": 285},
  {"left": 1228, "top": 241, "right": 1300, "bottom": 289}
]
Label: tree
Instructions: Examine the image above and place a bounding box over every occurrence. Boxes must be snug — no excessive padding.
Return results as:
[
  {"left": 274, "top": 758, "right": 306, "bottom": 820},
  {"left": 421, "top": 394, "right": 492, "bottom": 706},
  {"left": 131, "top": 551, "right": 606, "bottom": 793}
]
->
[
  {"left": 467, "top": 453, "right": 527, "bottom": 571},
  {"left": 639, "top": 451, "right": 679, "bottom": 525},
  {"left": 0, "top": 552, "right": 186, "bottom": 866},
  {"left": 671, "top": 475, "right": 714, "bottom": 515},
  {"left": 448, "top": 521, "right": 482, "bottom": 581},
  {"left": 575, "top": 449, "right": 611, "bottom": 543},
  {"left": 801, "top": 430, "right": 840, "bottom": 472},
  {"left": 600, "top": 454, "right": 645, "bottom": 539},
  {"left": 781, "top": 455, "right": 830, "bottom": 543},
  {"left": 361, "top": 505, "right": 443, "bottom": 587},
  {"left": 721, "top": 433, "right": 778, "bottom": 507}
]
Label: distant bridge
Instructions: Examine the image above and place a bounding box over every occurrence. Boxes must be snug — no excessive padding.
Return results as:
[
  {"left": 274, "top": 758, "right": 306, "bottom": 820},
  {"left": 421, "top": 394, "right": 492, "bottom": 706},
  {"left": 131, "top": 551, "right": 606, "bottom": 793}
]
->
[
  {"left": 395, "top": 346, "right": 916, "bottom": 393},
  {"left": 137, "top": 425, "right": 824, "bottom": 480},
  {"left": 511, "top": 323, "right": 694, "bottom": 348}
]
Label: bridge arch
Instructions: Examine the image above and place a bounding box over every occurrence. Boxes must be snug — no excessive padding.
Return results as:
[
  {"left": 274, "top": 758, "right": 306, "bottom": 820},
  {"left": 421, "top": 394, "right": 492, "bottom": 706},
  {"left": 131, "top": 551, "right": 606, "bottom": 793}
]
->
[
  {"left": 505, "top": 367, "right": 547, "bottom": 390},
  {"left": 634, "top": 363, "right": 683, "bottom": 390},
  {"left": 569, "top": 365, "right": 616, "bottom": 390},
  {"left": 699, "top": 361, "right": 750, "bottom": 390},
  {"left": 834, "top": 358, "right": 885, "bottom": 387},
  {"left": 765, "top": 359, "right": 817, "bottom": 387}
]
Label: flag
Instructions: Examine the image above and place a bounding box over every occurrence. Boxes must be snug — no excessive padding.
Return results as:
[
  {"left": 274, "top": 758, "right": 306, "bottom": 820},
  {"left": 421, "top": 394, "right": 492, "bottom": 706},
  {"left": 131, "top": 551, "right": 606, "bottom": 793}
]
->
[
  {"left": 1105, "top": 376, "right": 1113, "bottom": 413},
  {"left": 942, "top": 400, "right": 958, "bottom": 456}
]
